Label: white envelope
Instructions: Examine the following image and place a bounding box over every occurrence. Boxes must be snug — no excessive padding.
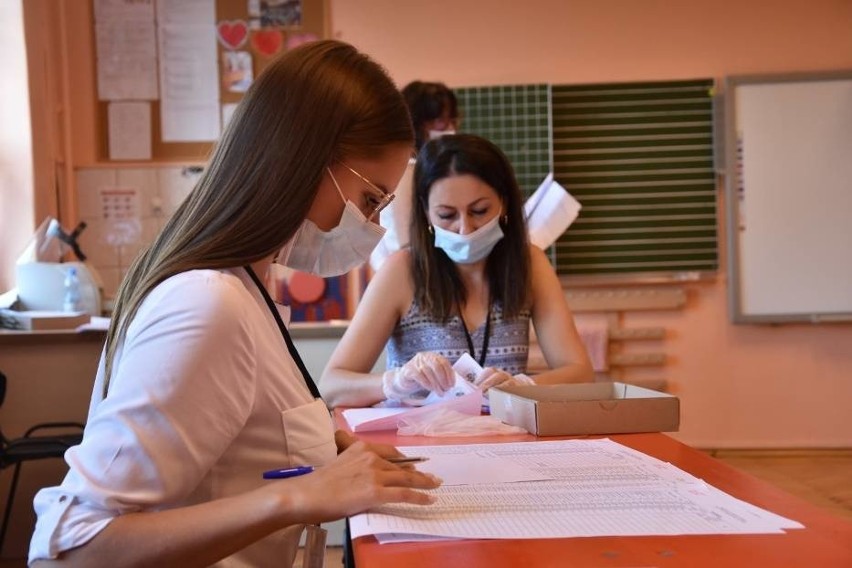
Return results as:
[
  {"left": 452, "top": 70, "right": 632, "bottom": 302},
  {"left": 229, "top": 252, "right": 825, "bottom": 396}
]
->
[{"left": 524, "top": 173, "right": 582, "bottom": 249}]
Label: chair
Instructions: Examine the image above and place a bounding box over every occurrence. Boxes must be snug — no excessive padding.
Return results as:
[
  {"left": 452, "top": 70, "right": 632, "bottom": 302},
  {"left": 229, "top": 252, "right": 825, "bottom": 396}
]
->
[{"left": 0, "top": 371, "right": 84, "bottom": 554}]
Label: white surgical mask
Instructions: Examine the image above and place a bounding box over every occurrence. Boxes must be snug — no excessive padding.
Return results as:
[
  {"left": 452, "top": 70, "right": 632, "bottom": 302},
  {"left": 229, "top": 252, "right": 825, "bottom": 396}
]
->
[
  {"left": 432, "top": 213, "right": 504, "bottom": 264},
  {"left": 278, "top": 169, "right": 386, "bottom": 276},
  {"left": 428, "top": 128, "right": 456, "bottom": 140}
]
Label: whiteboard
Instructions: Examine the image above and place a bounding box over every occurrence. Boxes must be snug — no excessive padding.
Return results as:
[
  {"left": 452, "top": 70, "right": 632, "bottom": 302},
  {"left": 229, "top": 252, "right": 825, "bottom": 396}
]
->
[{"left": 725, "top": 71, "right": 852, "bottom": 323}]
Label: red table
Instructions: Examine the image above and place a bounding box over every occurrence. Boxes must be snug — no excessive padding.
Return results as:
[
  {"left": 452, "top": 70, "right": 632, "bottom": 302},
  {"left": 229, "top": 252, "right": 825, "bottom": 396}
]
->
[{"left": 336, "top": 410, "right": 852, "bottom": 567}]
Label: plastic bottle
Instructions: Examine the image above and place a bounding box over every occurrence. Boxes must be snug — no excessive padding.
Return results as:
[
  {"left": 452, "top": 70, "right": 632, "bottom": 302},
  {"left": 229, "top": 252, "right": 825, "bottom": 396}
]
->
[{"left": 63, "top": 266, "right": 82, "bottom": 313}]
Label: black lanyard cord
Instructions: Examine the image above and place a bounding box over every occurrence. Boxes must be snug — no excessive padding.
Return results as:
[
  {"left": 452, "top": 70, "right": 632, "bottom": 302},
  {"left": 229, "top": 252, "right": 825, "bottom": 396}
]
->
[
  {"left": 244, "top": 265, "right": 323, "bottom": 400},
  {"left": 457, "top": 298, "right": 492, "bottom": 368}
]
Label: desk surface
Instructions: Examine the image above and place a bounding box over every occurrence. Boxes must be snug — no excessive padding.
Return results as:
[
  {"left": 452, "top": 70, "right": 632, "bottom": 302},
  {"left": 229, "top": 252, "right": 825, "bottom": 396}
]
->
[{"left": 336, "top": 414, "right": 852, "bottom": 568}]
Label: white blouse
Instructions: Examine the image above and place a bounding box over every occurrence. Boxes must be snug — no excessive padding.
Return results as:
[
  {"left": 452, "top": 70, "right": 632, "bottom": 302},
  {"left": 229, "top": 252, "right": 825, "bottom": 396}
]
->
[{"left": 29, "top": 268, "right": 337, "bottom": 567}]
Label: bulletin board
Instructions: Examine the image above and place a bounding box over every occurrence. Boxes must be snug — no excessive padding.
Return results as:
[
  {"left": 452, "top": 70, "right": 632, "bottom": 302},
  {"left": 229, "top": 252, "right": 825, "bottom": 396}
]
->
[
  {"left": 725, "top": 70, "right": 852, "bottom": 323},
  {"left": 94, "top": 0, "right": 328, "bottom": 162}
]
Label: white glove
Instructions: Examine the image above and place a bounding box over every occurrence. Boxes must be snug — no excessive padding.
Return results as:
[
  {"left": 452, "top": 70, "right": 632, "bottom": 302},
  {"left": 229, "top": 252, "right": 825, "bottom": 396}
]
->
[
  {"left": 474, "top": 368, "right": 536, "bottom": 392},
  {"left": 382, "top": 352, "right": 455, "bottom": 402}
]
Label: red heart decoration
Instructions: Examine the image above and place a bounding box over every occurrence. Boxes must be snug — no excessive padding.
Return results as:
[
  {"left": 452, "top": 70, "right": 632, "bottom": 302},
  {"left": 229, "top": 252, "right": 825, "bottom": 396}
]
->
[
  {"left": 217, "top": 20, "right": 248, "bottom": 50},
  {"left": 251, "top": 29, "right": 284, "bottom": 57}
]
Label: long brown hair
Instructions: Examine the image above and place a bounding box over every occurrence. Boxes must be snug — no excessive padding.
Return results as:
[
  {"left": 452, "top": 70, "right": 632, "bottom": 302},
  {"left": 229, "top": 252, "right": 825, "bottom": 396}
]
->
[
  {"left": 410, "top": 134, "right": 531, "bottom": 321},
  {"left": 103, "top": 40, "right": 413, "bottom": 395}
]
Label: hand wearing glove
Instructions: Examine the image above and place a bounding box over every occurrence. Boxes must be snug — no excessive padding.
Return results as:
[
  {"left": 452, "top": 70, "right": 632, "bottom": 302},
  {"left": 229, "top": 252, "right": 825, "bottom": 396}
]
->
[
  {"left": 382, "top": 352, "right": 455, "bottom": 402},
  {"left": 474, "top": 368, "right": 536, "bottom": 392}
]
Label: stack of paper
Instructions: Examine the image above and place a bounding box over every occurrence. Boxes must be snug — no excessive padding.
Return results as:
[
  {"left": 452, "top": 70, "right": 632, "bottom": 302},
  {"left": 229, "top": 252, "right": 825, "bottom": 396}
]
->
[{"left": 350, "top": 439, "right": 803, "bottom": 542}]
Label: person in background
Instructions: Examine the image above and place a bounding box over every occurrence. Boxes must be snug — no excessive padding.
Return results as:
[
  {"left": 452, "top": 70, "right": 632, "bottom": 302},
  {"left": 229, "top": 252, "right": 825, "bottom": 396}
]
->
[
  {"left": 370, "top": 81, "right": 460, "bottom": 271},
  {"left": 28, "top": 40, "right": 440, "bottom": 568},
  {"left": 322, "top": 134, "right": 593, "bottom": 408},
  {"left": 402, "top": 81, "right": 460, "bottom": 152}
]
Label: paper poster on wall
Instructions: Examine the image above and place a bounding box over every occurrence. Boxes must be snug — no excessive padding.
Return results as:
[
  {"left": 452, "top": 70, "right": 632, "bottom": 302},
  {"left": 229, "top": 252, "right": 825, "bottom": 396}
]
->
[
  {"left": 94, "top": 0, "right": 158, "bottom": 101},
  {"left": 221, "top": 102, "right": 240, "bottom": 130},
  {"left": 161, "top": 100, "right": 221, "bottom": 142},
  {"left": 156, "top": 0, "right": 215, "bottom": 23},
  {"left": 157, "top": 0, "right": 220, "bottom": 141},
  {"left": 94, "top": 0, "right": 154, "bottom": 20},
  {"left": 108, "top": 101, "right": 152, "bottom": 160},
  {"left": 100, "top": 188, "right": 142, "bottom": 246},
  {"left": 221, "top": 51, "right": 254, "bottom": 93},
  {"left": 260, "top": 0, "right": 302, "bottom": 27}
]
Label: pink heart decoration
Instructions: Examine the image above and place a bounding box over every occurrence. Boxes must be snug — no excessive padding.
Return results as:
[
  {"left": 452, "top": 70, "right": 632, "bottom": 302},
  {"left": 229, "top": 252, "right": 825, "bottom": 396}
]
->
[
  {"left": 251, "top": 28, "right": 284, "bottom": 57},
  {"left": 217, "top": 20, "right": 248, "bottom": 50}
]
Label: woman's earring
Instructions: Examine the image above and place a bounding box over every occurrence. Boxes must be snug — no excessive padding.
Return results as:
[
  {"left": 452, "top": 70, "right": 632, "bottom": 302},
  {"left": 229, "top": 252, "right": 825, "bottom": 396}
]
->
[
  {"left": 501, "top": 214, "right": 508, "bottom": 225},
  {"left": 428, "top": 224, "right": 434, "bottom": 235}
]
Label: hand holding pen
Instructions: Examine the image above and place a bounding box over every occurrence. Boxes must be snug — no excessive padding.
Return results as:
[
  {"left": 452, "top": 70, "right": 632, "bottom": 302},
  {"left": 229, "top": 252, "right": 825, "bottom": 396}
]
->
[{"left": 258, "top": 442, "right": 440, "bottom": 525}]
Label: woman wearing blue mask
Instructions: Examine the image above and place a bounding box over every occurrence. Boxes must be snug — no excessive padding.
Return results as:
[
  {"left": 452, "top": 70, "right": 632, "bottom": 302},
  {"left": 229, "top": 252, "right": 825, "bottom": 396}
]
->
[
  {"left": 322, "top": 134, "right": 593, "bottom": 408},
  {"left": 28, "top": 41, "right": 441, "bottom": 568}
]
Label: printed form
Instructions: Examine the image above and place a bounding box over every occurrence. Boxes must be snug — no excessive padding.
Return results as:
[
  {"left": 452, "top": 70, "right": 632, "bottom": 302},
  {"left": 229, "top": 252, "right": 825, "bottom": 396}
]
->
[{"left": 349, "top": 439, "right": 803, "bottom": 542}]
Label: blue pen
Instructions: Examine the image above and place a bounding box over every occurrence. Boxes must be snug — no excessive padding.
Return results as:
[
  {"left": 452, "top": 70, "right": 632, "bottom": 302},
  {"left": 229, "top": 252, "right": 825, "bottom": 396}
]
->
[
  {"left": 262, "top": 456, "right": 427, "bottom": 479},
  {"left": 263, "top": 466, "right": 314, "bottom": 479}
]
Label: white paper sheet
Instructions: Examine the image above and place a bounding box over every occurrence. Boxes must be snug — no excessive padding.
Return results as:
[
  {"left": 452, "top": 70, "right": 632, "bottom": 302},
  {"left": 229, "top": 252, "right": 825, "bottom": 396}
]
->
[
  {"left": 156, "top": 0, "right": 215, "bottom": 22},
  {"left": 108, "top": 102, "right": 152, "bottom": 160},
  {"left": 349, "top": 439, "right": 803, "bottom": 541},
  {"left": 524, "top": 174, "right": 582, "bottom": 249},
  {"left": 156, "top": 1, "right": 220, "bottom": 142},
  {"left": 95, "top": 0, "right": 154, "bottom": 21},
  {"left": 409, "top": 446, "right": 555, "bottom": 487},
  {"left": 94, "top": 2, "right": 158, "bottom": 101}
]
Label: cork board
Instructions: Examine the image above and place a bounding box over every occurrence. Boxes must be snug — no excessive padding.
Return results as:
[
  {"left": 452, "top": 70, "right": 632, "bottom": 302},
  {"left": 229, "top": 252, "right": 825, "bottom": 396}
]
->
[{"left": 94, "top": 0, "right": 328, "bottom": 162}]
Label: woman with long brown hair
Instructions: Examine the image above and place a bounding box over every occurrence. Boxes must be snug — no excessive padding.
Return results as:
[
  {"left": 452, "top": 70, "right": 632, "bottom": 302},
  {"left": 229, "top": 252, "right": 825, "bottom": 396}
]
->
[{"left": 29, "top": 40, "right": 440, "bottom": 567}]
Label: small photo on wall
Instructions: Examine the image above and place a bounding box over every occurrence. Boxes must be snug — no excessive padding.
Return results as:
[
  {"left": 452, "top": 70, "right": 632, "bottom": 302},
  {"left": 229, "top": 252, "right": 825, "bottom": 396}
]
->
[
  {"left": 260, "top": 0, "right": 302, "bottom": 28},
  {"left": 221, "top": 51, "right": 253, "bottom": 93}
]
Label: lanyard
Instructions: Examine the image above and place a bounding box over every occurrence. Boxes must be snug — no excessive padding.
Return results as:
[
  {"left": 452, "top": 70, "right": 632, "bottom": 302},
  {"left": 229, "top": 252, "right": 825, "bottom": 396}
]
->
[
  {"left": 457, "top": 299, "right": 492, "bottom": 368},
  {"left": 244, "top": 265, "right": 323, "bottom": 400}
]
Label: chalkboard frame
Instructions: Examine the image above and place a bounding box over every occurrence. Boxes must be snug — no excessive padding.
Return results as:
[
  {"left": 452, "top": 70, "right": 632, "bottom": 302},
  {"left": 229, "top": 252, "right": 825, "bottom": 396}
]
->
[{"left": 725, "top": 70, "right": 852, "bottom": 324}]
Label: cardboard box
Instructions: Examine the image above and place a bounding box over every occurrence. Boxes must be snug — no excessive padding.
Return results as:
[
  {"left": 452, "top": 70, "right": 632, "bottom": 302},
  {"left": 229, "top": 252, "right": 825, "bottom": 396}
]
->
[{"left": 489, "top": 382, "right": 679, "bottom": 436}]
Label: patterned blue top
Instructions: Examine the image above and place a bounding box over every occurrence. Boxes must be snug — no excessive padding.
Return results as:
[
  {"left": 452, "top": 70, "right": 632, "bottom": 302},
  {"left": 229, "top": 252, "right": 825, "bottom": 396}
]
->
[{"left": 386, "top": 300, "right": 531, "bottom": 374}]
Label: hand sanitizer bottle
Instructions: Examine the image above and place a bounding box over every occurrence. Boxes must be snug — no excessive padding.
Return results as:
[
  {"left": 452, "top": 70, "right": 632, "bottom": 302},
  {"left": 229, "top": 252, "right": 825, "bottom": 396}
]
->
[{"left": 63, "top": 266, "right": 82, "bottom": 313}]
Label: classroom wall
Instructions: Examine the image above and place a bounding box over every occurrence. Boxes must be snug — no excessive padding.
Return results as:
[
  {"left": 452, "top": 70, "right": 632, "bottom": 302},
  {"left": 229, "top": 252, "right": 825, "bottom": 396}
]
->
[
  {"left": 17, "top": 1, "right": 852, "bottom": 449},
  {"left": 0, "top": 1, "right": 34, "bottom": 291},
  {"left": 330, "top": 0, "right": 852, "bottom": 448}
]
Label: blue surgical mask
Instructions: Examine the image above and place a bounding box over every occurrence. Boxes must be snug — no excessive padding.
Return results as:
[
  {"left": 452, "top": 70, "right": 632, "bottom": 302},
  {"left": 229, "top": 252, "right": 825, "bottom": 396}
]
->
[{"left": 433, "top": 214, "right": 504, "bottom": 264}]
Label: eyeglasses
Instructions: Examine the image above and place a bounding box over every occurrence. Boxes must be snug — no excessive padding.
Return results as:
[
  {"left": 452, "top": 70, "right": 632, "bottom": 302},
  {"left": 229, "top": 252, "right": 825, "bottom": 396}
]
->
[{"left": 339, "top": 162, "right": 395, "bottom": 221}]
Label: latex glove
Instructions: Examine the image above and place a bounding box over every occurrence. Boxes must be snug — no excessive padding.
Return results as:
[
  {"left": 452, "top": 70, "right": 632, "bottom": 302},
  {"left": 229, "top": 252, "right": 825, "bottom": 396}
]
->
[
  {"left": 474, "top": 368, "right": 535, "bottom": 392},
  {"left": 382, "top": 352, "right": 455, "bottom": 401}
]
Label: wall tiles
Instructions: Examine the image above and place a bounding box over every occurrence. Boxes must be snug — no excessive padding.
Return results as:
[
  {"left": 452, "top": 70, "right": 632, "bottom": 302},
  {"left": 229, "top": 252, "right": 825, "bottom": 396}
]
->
[
  {"left": 76, "top": 168, "right": 118, "bottom": 218},
  {"left": 157, "top": 167, "right": 200, "bottom": 215},
  {"left": 75, "top": 166, "right": 196, "bottom": 298}
]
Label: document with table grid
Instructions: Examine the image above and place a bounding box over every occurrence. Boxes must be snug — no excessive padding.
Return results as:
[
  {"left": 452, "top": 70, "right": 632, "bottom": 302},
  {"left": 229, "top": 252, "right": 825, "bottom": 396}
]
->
[{"left": 349, "top": 439, "right": 803, "bottom": 542}]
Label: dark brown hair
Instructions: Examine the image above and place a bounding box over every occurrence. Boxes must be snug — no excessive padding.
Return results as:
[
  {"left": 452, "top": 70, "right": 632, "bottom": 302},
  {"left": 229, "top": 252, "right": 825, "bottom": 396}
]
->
[
  {"left": 401, "top": 81, "right": 459, "bottom": 151},
  {"left": 410, "top": 134, "right": 530, "bottom": 321}
]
